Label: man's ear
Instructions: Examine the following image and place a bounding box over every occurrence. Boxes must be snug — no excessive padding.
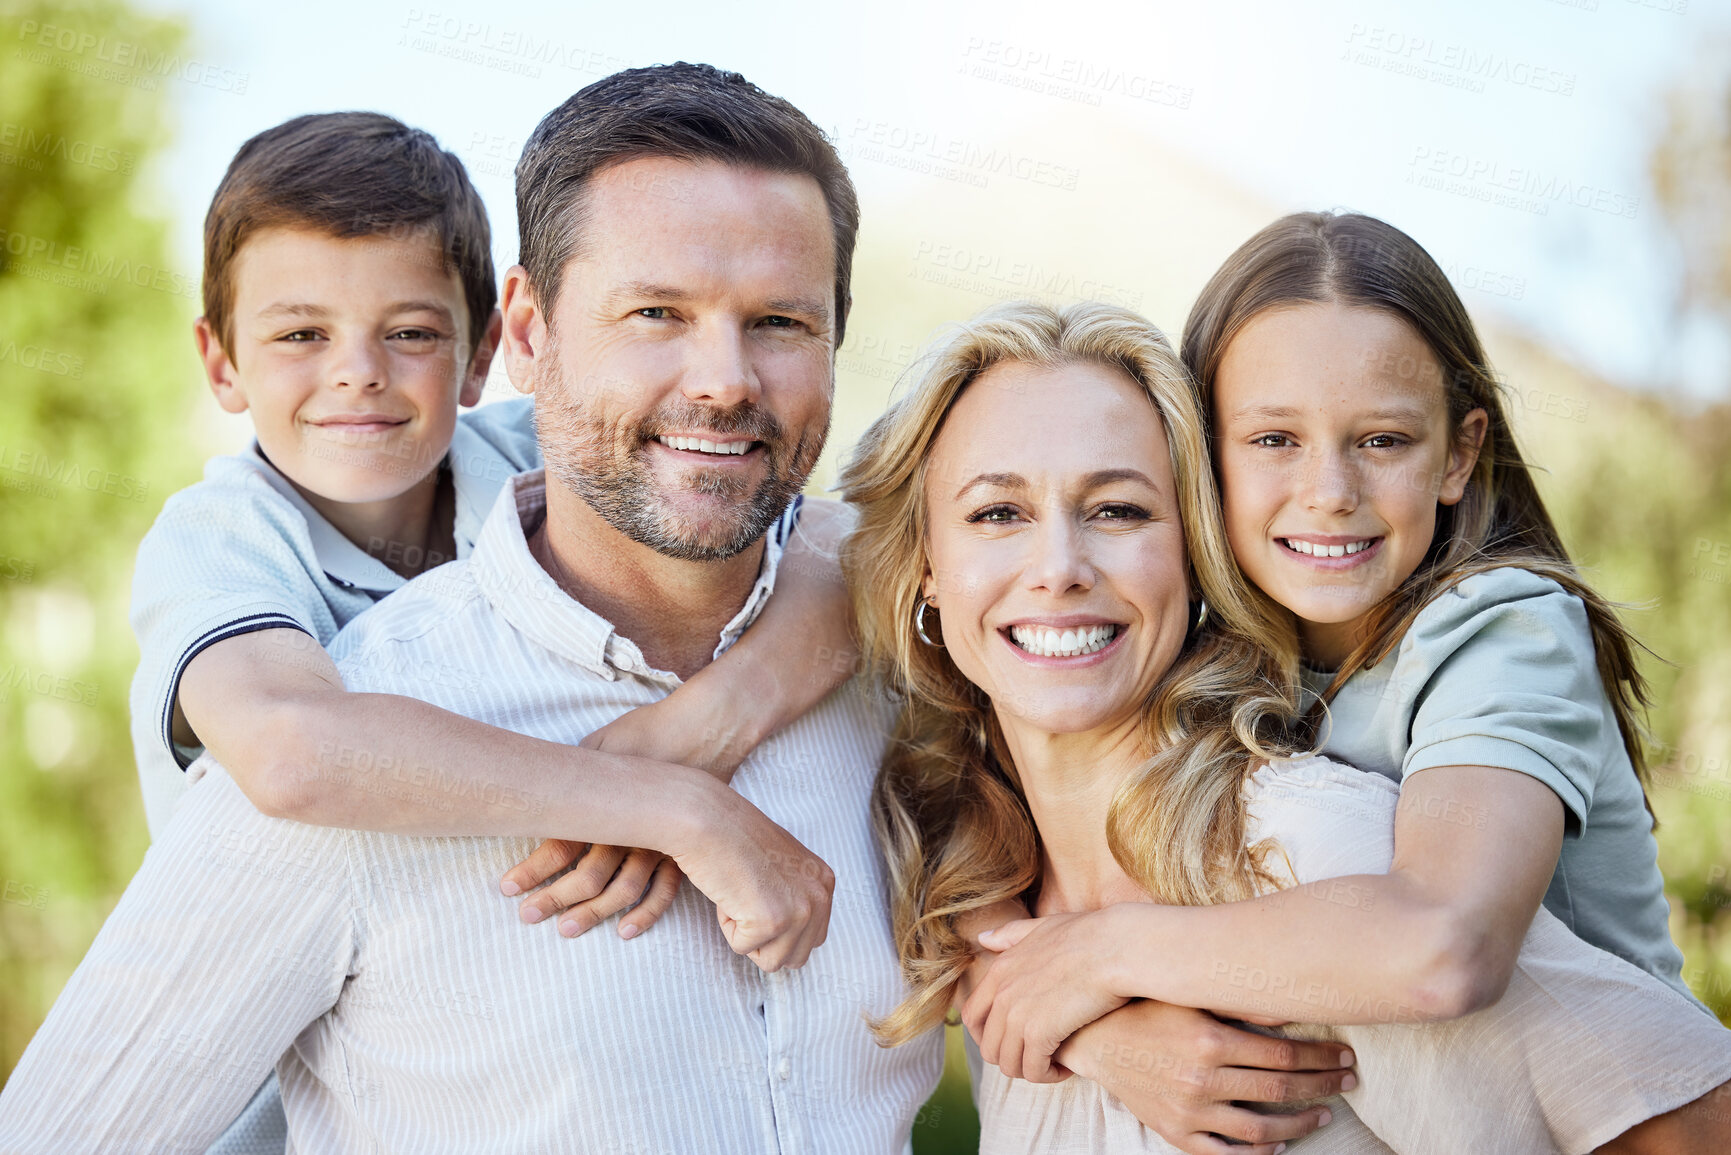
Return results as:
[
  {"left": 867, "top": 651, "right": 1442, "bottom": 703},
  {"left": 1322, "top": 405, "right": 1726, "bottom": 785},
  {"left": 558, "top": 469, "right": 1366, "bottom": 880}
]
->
[
  {"left": 459, "top": 308, "right": 504, "bottom": 407},
  {"left": 498, "top": 266, "right": 544, "bottom": 396},
  {"left": 195, "top": 317, "right": 248, "bottom": 415},
  {"left": 1439, "top": 408, "right": 1489, "bottom": 506}
]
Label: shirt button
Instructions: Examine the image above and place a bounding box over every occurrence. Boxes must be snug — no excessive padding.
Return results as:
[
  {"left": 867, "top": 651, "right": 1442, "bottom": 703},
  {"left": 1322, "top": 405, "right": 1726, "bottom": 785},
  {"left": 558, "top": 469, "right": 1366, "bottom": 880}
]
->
[{"left": 776, "top": 1057, "right": 792, "bottom": 1081}]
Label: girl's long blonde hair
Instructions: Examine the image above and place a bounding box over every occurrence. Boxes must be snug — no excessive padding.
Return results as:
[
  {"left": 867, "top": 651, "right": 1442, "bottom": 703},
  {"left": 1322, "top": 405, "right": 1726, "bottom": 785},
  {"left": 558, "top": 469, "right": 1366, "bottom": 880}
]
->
[
  {"left": 1180, "top": 212, "right": 1655, "bottom": 793},
  {"left": 838, "top": 301, "right": 1302, "bottom": 1046}
]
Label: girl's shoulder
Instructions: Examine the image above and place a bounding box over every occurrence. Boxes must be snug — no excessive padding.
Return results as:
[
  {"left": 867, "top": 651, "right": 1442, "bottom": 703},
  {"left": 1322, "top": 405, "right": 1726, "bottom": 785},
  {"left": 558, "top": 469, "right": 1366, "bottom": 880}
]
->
[{"left": 1399, "top": 565, "right": 1592, "bottom": 665}]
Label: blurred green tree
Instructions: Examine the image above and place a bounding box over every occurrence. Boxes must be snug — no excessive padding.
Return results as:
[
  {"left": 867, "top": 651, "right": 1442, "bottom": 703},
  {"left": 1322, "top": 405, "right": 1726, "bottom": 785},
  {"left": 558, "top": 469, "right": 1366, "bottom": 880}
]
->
[{"left": 0, "top": 0, "right": 202, "bottom": 1078}]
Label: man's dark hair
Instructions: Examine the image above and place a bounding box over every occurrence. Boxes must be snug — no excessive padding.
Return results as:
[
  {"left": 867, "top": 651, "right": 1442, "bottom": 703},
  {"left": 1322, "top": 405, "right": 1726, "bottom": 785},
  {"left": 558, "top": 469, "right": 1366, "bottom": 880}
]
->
[
  {"left": 203, "top": 112, "right": 495, "bottom": 362},
  {"left": 516, "top": 62, "right": 860, "bottom": 345}
]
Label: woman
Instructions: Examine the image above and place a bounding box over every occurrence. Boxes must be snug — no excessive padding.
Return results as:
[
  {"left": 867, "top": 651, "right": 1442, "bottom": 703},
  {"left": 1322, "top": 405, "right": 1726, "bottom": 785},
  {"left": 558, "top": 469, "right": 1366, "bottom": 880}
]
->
[{"left": 837, "top": 299, "right": 1731, "bottom": 1154}]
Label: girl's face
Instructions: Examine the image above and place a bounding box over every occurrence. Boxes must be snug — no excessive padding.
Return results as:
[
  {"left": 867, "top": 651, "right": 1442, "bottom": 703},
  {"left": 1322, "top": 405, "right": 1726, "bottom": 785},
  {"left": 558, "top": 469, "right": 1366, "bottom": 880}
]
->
[{"left": 1213, "top": 302, "right": 1486, "bottom": 668}]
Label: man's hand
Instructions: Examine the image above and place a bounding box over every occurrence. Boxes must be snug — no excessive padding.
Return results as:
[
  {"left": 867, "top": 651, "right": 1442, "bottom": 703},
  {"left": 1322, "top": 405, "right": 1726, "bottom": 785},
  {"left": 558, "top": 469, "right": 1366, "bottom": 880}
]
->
[
  {"left": 499, "top": 704, "right": 730, "bottom": 940},
  {"left": 964, "top": 909, "right": 1134, "bottom": 1082},
  {"left": 1059, "top": 1001, "right": 1356, "bottom": 1155}
]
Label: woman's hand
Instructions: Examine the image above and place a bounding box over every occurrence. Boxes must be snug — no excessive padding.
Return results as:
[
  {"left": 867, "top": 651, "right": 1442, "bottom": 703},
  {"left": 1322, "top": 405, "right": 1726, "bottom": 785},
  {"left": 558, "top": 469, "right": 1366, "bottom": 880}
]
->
[
  {"left": 1057, "top": 1000, "right": 1354, "bottom": 1155},
  {"left": 964, "top": 908, "right": 1135, "bottom": 1082}
]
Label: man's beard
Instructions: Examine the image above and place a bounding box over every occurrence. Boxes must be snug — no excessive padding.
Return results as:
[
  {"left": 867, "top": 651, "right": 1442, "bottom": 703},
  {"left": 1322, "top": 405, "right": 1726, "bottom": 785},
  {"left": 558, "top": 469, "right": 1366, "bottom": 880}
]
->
[{"left": 533, "top": 340, "right": 826, "bottom": 562}]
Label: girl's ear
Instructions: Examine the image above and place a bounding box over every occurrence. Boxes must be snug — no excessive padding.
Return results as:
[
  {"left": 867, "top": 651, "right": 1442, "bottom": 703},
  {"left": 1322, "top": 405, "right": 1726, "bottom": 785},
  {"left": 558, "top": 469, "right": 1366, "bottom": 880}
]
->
[{"left": 1439, "top": 408, "right": 1489, "bottom": 506}]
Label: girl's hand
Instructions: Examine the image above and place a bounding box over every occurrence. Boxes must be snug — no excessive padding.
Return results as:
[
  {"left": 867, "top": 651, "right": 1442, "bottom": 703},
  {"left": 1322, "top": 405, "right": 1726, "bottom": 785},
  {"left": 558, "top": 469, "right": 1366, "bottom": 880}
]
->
[{"left": 963, "top": 908, "right": 1134, "bottom": 1082}]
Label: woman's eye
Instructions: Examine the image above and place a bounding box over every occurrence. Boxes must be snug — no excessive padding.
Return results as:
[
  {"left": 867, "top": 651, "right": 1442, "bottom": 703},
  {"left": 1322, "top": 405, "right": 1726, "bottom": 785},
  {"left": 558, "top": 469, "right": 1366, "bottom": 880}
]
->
[
  {"left": 1095, "top": 503, "right": 1148, "bottom": 521},
  {"left": 966, "top": 505, "right": 1019, "bottom": 524}
]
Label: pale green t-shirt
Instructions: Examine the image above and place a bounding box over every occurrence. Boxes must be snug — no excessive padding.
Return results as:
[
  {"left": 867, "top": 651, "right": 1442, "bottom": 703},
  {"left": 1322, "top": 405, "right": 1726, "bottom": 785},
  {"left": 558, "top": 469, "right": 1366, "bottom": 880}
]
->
[{"left": 1302, "top": 566, "right": 1700, "bottom": 1008}]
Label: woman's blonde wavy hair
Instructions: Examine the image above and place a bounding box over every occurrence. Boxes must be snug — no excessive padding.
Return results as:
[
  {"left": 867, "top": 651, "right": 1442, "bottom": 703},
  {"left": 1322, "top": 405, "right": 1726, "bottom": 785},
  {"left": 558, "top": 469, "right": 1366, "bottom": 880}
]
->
[{"left": 838, "top": 300, "right": 1304, "bottom": 1047}]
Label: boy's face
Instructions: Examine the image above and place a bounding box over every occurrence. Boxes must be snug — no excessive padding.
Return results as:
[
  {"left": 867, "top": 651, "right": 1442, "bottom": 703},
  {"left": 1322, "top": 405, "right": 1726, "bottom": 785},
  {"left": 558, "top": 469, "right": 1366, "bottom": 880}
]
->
[{"left": 197, "top": 226, "right": 496, "bottom": 504}]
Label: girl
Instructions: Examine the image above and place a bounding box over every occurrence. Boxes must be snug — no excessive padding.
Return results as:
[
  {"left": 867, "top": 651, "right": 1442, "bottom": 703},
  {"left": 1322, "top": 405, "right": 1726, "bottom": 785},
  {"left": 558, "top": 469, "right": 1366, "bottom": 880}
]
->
[{"left": 958, "top": 217, "right": 1726, "bottom": 1151}]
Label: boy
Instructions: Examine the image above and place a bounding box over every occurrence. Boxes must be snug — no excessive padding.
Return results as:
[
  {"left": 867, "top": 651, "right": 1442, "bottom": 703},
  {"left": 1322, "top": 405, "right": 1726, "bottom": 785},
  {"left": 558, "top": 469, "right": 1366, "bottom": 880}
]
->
[{"left": 127, "top": 111, "right": 853, "bottom": 1151}]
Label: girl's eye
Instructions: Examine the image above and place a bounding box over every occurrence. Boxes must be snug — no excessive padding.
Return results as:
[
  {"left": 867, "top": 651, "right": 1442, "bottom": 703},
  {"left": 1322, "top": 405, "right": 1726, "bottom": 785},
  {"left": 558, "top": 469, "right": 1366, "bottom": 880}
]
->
[
  {"left": 1249, "top": 433, "right": 1295, "bottom": 448},
  {"left": 965, "top": 504, "right": 1020, "bottom": 525},
  {"left": 1361, "top": 434, "right": 1408, "bottom": 449}
]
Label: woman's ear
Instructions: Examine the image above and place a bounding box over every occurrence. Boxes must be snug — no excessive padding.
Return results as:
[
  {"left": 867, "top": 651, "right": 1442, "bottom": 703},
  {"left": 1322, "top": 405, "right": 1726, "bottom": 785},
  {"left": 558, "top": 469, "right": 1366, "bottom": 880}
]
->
[{"left": 1439, "top": 408, "right": 1489, "bottom": 506}]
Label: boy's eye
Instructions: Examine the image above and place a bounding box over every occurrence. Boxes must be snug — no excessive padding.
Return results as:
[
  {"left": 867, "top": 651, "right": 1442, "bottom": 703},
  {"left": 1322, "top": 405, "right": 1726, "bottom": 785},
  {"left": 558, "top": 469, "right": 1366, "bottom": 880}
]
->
[
  {"left": 965, "top": 504, "right": 1020, "bottom": 525},
  {"left": 389, "top": 328, "right": 441, "bottom": 342},
  {"left": 278, "top": 329, "right": 322, "bottom": 343}
]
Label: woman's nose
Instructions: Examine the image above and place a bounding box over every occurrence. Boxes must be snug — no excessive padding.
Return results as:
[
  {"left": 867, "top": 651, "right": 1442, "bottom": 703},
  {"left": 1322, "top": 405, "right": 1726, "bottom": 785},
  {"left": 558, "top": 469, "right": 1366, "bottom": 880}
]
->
[{"left": 1025, "top": 516, "right": 1094, "bottom": 594}]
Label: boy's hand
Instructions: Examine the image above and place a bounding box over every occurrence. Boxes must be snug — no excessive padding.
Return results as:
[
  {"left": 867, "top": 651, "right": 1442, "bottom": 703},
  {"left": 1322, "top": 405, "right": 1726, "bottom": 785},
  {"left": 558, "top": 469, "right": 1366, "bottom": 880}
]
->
[
  {"left": 503, "top": 841, "right": 681, "bottom": 941},
  {"left": 672, "top": 789, "right": 834, "bottom": 972}
]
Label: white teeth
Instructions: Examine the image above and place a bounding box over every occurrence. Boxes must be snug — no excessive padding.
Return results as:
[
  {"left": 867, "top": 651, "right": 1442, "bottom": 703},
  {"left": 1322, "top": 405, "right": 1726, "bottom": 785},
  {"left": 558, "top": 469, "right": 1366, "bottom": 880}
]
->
[
  {"left": 1282, "top": 538, "right": 1373, "bottom": 557},
  {"left": 657, "top": 435, "right": 752, "bottom": 455},
  {"left": 1008, "top": 624, "right": 1119, "bottom": 657}
]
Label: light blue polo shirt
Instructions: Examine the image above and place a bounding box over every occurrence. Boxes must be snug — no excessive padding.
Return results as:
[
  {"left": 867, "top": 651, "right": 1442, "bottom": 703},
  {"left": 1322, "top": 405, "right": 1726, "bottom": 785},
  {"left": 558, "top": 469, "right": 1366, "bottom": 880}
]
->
[
  {"left": 128, "top": 398, "right": 540, "bottom": 837},
  {"left": 1304, "top": 566, "right": 1700, "bottom": 1008}
]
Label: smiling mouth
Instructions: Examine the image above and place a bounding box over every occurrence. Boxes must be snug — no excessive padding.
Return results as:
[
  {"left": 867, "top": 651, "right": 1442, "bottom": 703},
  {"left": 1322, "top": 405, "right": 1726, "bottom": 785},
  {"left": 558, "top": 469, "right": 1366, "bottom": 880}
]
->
[
  {"left": 654, "top": 435, "right": 759, "bottom": 457},
  {"left": 1007, "top": 623, "right": 1121, "bottom": 658},
  {"left": 1280, "top": 538, "right": 1379, "bottom": 558}
]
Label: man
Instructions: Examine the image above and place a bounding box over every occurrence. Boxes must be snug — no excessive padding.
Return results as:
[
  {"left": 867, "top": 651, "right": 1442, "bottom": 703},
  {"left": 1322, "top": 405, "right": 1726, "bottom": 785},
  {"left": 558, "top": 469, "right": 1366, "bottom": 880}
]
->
[{"left": 0, "top": 63, "right": 942, "bottom": 1154}]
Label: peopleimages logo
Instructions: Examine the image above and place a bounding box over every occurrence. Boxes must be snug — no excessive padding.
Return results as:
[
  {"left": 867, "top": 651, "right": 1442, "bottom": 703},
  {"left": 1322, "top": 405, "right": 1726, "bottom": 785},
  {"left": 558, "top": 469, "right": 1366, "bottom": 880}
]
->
[{"left": 15, "top": 19, "right": 249, "bottom": 94}]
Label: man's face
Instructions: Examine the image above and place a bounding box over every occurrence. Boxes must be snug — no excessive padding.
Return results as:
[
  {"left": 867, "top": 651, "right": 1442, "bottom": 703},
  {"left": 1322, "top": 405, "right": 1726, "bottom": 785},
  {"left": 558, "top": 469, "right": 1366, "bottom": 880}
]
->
[{"left": 505, "top": 156, "right": 838, "bottom": 561}]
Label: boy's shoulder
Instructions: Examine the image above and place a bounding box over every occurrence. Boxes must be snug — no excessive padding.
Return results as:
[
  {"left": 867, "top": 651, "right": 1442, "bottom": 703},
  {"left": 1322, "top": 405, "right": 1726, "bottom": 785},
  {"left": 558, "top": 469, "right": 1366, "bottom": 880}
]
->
[{"left": 144, "top": 447, "right": 320, "bottom": 560}]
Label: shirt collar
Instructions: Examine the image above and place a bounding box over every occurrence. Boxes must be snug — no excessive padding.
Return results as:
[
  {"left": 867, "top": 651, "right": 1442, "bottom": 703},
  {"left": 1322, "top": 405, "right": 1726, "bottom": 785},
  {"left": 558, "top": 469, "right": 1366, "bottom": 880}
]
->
[
  {"left": 469, "top": 470, "right": 796, "bottom": 685},
  {"left": 244, "top": 442, "right": 404, "bottom": 596},
  {"left": 245, "top": 431, "right": 514, "bottom": 597}
]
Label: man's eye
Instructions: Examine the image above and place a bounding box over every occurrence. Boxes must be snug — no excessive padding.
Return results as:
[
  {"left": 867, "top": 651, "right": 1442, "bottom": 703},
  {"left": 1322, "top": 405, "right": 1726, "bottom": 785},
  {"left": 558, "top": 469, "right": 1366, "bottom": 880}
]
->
[
  {"left": 760, "top": 315, "right": 798, "bottom": 329},
  {"left": 636, "top": 307, "right": 670, "bottom": 320}
]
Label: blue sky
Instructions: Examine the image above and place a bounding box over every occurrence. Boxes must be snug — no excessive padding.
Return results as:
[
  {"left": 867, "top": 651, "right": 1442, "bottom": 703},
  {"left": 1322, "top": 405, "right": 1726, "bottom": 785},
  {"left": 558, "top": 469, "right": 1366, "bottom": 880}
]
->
[{"left": 136, "top": 0, "right": 1726, "bottom": 398}]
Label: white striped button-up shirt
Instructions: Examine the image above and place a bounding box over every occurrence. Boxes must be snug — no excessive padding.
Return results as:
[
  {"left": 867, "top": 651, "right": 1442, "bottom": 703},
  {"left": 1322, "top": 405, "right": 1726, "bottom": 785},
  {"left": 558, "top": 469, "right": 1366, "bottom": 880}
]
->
[{"left": 0, "top": 470, "right": 944, "bottom": 1154}]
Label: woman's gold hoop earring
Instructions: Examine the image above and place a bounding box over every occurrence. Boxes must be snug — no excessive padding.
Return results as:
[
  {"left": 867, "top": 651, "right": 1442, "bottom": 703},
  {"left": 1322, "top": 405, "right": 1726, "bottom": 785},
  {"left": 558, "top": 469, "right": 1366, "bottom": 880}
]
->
[
  {"left": 914, "top": 600, "right": 943, "bottom": 648},
  {"left": 1192, "top": 599, "right": 1210, "bottom": 633}
]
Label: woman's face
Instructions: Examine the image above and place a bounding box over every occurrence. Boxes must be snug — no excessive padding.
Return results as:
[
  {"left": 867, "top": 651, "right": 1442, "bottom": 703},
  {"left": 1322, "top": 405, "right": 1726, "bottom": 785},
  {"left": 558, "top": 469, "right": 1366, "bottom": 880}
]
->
[{"left": 921, "top": 358, "right": 1193, "bottom": 739}]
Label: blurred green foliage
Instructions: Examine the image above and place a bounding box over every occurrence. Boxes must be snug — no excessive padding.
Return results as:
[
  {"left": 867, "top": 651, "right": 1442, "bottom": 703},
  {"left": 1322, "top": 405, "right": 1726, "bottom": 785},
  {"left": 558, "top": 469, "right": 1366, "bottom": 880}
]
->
[{"left": 0, "top": 0, "right": 202, "bottom": 1074}]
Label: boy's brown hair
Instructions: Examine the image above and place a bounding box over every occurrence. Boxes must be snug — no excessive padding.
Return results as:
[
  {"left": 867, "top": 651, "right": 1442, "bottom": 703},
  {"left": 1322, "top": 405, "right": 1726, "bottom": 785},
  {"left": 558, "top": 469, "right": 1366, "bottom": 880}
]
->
[{"left": 203, "top": 111, "right": 495, "bottom": 363}]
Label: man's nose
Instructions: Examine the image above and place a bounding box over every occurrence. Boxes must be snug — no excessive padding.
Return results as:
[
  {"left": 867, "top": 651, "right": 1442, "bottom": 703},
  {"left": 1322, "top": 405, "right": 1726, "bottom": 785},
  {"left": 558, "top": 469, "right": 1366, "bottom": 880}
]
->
[{"left": 680, "top": 321, "right": 761, "bottom": 409}]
